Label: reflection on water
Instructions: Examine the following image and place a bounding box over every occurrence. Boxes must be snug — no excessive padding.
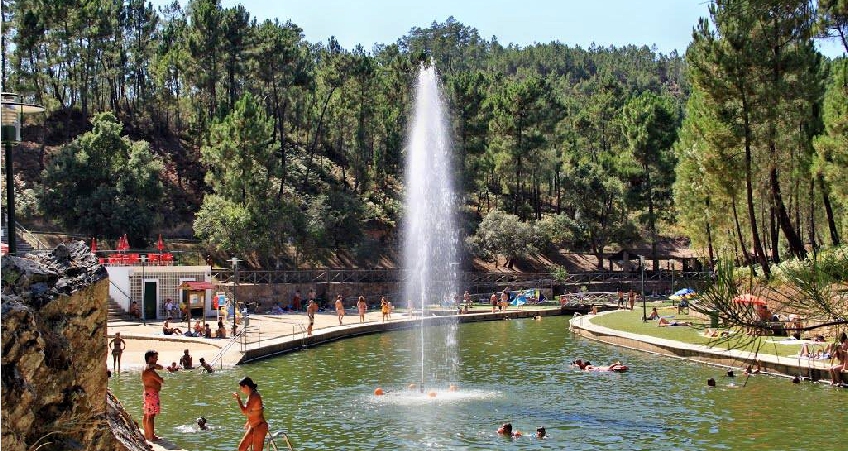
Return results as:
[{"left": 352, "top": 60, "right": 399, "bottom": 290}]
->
[{"left": 108, "top": 316, "right": 844, "bottom": 451}]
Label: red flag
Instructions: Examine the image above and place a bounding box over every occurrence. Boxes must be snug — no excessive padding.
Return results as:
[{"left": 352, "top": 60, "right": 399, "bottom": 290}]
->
[
  {"left": 157, "top": 234, "right": 164, "bottom": 253},
  {"left": 90, "top": 237, "right": 97, "bottom": 254}
]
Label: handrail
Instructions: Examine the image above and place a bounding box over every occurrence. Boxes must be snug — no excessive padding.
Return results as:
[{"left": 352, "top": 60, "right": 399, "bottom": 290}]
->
[
  {"left": 209, "top": 331, "right": 244, "bottom": 369},
  {"left": 210, "top": 268, "right": 714, "bottom": 285},
  {"left": 15, "top": 221, "right": 48, "bottom": 250},
  {"left": 109, "top": 279, "right": 133, "bottom": 306}
]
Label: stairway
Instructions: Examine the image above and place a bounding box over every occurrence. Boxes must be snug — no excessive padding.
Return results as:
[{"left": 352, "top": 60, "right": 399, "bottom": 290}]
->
[
  {"left": 107, "top": 298, "right": 134, "bottom": 322},
  {"left": 1, "top": 223, "right": 35, "bottom": 255}
]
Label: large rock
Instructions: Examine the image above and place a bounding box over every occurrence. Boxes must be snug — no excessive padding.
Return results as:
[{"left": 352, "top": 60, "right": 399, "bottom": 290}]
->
[{"left": 2, "top": 241, "right": 149, "bottom": 451}]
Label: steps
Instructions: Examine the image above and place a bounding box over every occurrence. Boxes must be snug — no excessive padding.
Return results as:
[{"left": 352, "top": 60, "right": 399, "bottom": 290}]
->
[
  {"left": 1, "top": 223, "right": 34, "bottom": 255},
  {"left": 107, "top": 298, "right": 134, "bottom": 322}
]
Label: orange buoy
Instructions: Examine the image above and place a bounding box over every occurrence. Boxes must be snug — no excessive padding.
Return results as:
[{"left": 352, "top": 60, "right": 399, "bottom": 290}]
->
[
  {"left": 428, "top": 391, "right": 437, "bottom": 398},
  {"left": 374, "top": 387, "right": 384, "bottom": 396}
]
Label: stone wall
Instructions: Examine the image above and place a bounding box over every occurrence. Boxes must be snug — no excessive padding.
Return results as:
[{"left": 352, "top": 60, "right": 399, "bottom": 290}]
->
[{"left": 1, "top": 241, "right": 150, "bottom": 451}]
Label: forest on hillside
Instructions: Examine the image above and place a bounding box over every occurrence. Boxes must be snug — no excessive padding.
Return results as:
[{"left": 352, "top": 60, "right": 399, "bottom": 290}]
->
[{"left": 1, "top": 0, "right": 846, "bottom": 273}]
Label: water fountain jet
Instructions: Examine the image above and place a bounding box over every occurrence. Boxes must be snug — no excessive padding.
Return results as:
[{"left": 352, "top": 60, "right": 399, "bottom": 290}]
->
[{"left": 402, "top": 64, "right": 459, "bottom": 393}]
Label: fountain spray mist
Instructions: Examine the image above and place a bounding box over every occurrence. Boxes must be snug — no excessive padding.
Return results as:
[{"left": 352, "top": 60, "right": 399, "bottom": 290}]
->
[{"left": 402, "top": 64, "right": 459, "bottom": 390}]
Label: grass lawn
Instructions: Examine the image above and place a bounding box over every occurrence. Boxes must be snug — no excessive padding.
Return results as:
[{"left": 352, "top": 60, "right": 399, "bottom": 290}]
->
[{"left": 588, "top": 304, "right": 814, "bottom": 358}]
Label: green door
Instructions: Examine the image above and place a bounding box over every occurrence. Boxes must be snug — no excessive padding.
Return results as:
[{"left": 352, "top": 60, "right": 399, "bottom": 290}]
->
[{"left": 144, "top": 281, "right": 158, "bottom": 320}]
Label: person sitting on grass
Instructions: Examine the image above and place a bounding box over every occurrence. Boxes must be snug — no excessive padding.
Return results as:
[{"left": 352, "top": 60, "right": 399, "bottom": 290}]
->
[
  {"left": 647, "top": 307, "right": 659, "bottom": 321},
  {"left": 216, "top": 320, "right": 227, "bottom": 338},
  {"left": 658, "top": 317, "right": 692, "bottom": 327}
]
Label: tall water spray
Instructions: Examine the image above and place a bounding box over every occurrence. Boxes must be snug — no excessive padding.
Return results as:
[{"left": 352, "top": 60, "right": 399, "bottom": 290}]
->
[{"left": 402, "top": 65, "right": 459, "bottom": 389}]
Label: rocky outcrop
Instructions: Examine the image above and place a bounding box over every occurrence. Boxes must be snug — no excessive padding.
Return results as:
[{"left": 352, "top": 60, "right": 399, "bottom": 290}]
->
[{"left": 1, "top": 241, "right": 149, "bottom": 451}]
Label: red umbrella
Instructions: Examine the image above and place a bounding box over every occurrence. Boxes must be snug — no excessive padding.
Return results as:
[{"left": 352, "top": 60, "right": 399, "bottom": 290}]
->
[
  {"left": 157, "top": 234, "right": 165, "bottom": 253},
  {"left": 732, "top": 294, "right": 767, "bottom": 306},
  {"left": 90, "top": 237, "right": 97, "bottom": 254}
]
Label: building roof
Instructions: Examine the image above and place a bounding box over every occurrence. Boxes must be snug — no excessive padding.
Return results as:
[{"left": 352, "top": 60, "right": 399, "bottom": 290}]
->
[{"left": 179, "top": 281, "right": 215, "bottom": 291}]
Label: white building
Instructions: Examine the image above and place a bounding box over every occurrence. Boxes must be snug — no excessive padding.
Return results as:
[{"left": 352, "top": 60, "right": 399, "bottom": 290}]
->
[{"left": 106, "top": 265, "right": 213, "bottom": 320}]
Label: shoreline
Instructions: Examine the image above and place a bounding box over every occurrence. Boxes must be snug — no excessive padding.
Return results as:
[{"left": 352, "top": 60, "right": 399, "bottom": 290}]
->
[{"left": 568, "top": 311, "right": 843, "bottom": 384}]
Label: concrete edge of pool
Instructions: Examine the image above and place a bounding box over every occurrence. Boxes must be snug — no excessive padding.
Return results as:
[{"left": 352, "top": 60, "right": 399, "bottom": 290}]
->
[
  {"left": 569, "top": 312, "right": 842, "bottom": 383},
  {"left": 132, "top": 308, "right": 842, "bottom": 451}
]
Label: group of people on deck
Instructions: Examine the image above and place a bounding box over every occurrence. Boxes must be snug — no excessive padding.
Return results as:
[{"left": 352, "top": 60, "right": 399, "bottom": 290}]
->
[{"left": 163, "top": 318, "right": 228, "bottom": 339}]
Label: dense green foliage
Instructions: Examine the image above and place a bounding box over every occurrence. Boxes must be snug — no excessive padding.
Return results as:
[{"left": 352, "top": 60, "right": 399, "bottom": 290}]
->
[
  {"left": 39, "top": 112, "right": 164, "bottom": 247},
  {"left": 2, "top": 1, "right": 845, "bottom": 270}
]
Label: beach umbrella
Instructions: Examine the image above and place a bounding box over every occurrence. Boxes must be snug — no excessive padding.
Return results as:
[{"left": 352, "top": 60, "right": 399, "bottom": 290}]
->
[
  {"left": 90, "top": 237, "right": 97, "bottom": 254},
  {"left": 157, "top": 234, "right": 164, "bottom": 254},
  {"left": 732, "top": 294, "right": 767, "bottom": 306},
  {"left": 673, "top": 287, "right": 695, "bottom": 297}
]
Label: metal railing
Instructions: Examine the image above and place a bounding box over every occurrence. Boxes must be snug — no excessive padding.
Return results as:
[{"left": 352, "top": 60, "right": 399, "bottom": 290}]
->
[
  {"left": 209, "top": 330, "right": 245, "bottom": 369},
  {"left": 210, "top": 268, "right": 713, "bottom": 286}
]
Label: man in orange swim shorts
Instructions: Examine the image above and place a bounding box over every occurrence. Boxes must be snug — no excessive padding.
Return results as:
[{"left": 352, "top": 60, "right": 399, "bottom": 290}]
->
[{"left": 142, "top": 350, "right": 164, "bottom": 441}]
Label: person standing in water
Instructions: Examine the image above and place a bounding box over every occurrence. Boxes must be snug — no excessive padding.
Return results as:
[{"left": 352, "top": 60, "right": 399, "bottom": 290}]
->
[
  {"left": 141, "top": 350, "right": 164, "bottom": 442},
  {"left": 233, "top": 377, "right": 268, "bottom": 451},
  {"left": 357, "top": 296, "right": 367, "bottom": 323},
  {"left": 109, "top": 332, "right": 126, "bottom": 373}
]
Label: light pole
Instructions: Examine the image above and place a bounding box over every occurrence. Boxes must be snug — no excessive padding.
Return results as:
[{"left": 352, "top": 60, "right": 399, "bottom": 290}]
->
[
  {"left": 669, "top": 261, "right": 675, "bottom": 295},
  {"left": 227, "top": 257, "right": 241, "bottom": 335},
  {"left": 140, "top": 254, "right": 147, "bottom": 325},
  {"left": 640, "top": 255, "right": 646, "bottom": 322},
  {"left": 1, "top": 93, "right": 44, "bottom": 255}
]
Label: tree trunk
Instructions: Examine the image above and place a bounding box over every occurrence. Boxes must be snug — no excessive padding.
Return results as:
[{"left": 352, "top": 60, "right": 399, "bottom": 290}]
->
[
  {"left": 819, "top": 174, "right": 840, "bottom": 246},
  {"left": 645, "top": 164, "right": 658, "bottom": 272},
  {"left": 732, "top": 193, "right": 751, "bottom": 266},
  {"left": 770, "top": 204, "right": 780, "bottom": 264},
  {"left": 770, "top": 165, "right": 806, "bottom": 259},
  {"left": 808, "top": 178, "right": 816, "bottom": 251},
  {"left": 742, "top": 98, "right": 770, "bottom": 277}
]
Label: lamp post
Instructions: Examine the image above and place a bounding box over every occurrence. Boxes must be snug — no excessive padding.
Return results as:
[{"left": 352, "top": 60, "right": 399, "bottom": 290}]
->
[
  {"left": 227, "top": 257, "right": 241, "bottom": 335},
  {"left": 2, "top": 93, "right": 44, "bottom": 255},
  {"left": 140, "top": 254, "right": 147, "bottom": 325},
  {"left": 669, "top": 261, "right": 675, "bottom": 295},
  {"left": 640, "top": 255, "right": 646, "bottom": 322}
]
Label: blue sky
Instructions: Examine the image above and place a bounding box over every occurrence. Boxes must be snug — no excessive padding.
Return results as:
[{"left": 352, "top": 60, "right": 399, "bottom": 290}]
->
[{"left": 157, "top": 0, "right": 846, "bottom": 57}]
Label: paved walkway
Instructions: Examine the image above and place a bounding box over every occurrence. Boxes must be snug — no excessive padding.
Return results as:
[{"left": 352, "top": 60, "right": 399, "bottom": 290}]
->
[{"left": 106, "top": 306, "right": 549, "bottom": 373}]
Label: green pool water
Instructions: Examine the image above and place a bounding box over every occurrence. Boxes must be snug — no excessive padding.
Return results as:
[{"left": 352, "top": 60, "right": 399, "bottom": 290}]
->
[{"left": 108, "top": 316, "right": 844, "bottom": 450}]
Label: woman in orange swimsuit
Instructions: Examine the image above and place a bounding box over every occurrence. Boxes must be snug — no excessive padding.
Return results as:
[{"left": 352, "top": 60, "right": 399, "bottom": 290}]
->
[{"left": 233, "top": 377, "right": 268, "bottom": 451}]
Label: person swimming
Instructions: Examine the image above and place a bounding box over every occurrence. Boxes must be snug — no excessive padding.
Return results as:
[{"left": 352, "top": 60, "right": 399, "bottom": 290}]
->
[
  {"left": 497, "top": 423, "right": 522, "bottom": 438},
  {"left": 572, "top": 359, "right": 628, "bottom": 372},
  {"left": 196, "top": 416, "right": 208, "bottom": 431}
]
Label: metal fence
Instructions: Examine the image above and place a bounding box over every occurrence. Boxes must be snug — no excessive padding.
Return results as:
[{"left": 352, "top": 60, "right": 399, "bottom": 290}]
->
[{"left": 211, "top": 268, "right": 713, "bottom": 287}]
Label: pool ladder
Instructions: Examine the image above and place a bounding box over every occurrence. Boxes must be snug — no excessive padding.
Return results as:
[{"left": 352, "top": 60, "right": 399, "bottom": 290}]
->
[
  {"left": 207, "top": 330, "right": 243, "bottom": 369},
  {"left": 292, "top": 323, "right": 307, "bottom": 349}
]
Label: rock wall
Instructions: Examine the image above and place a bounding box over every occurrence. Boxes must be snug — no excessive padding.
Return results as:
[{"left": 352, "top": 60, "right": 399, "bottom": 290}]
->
[{"left": 1, "top": 241, "right": 149, "bottom": 451}]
